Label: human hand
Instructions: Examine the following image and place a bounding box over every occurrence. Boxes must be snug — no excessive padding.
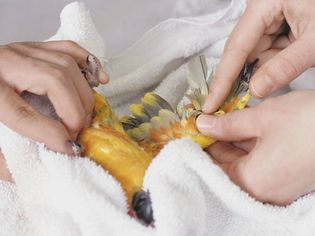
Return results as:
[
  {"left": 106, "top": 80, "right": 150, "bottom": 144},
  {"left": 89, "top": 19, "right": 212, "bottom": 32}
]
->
[
  {"left": 197, "top": 91, "right": 315, "bottom": 205},
  {"left": 0, "top": 151, "right": 11, "bottom": 182},
  {"left": 0, "top": 41, "right": 109, "bottom": 155},
  {"left": 203, "top": 0, "right": 315, "bottom": 113}
]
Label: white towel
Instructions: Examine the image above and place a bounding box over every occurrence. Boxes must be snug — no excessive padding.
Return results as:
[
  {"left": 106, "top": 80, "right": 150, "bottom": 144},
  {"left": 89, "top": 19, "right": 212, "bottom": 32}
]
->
[
  {"left": 97, "top": 0, "right": 246, "bottom": 114},
  {"left": 1, "top": 1, "right": 315, "bottom": 235}
]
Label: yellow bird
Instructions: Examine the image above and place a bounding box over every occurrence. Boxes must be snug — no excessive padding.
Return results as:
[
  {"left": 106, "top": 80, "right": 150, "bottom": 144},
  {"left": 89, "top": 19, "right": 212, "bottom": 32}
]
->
[{"left": 78, "top": 55, "right": 257, "bottom": 225}]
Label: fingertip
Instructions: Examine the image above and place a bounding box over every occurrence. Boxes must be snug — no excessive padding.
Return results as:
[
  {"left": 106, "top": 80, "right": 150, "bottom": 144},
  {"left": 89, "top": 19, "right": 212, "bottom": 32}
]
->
[
  {"left": 98, "top": 70, "right": 109, "bottom": 84},
  {"left": 249, "top": 81, "right": 264, "bottom": 98},
  {"left": 249, "top": 75, "right": 272, "bottom": 98},
  {"left": 88, "top": 55, "right": 109, "bottom": 85},
  {"left": 202, "top": 66, "right": 238, "bottom": 113},
  {"left": 44, "top": 121, "right": 75, "bottom": 156},
  {"left": 196, "top": 114, "right": 216, "bottom": 136},
  {"left": 202, "top": 92, "right": 221, "bottom": 113}
]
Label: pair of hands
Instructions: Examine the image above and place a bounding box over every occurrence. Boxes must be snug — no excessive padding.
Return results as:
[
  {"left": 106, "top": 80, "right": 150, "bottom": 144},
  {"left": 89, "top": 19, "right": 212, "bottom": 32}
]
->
[
  {"left": 0, "top": 41, "right": 108, "bottom": 181},
  {"left": 197, "top": 0, "right": 315, "bottom": 205}
]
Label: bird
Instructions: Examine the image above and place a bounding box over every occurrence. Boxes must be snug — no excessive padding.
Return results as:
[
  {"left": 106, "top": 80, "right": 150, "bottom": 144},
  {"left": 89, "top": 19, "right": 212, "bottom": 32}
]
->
[{"left": 78, "top": 55, "right": 257, "bottom": 225}]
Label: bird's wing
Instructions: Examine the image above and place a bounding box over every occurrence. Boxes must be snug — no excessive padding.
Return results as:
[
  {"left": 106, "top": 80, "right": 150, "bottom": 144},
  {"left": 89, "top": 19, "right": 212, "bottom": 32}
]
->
[{"left": 120, "top": 55, "right": 257, "bottom": 153}]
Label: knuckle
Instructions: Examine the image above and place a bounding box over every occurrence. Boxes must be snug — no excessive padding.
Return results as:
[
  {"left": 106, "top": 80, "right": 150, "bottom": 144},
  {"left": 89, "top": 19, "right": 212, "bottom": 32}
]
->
[
  {"left": 57, "top": 53, "right": 76, "bottom": 67},
  {"left": 7, "top": 42, "right": 30, "bottom": 52},
  {"left": 47, "top": 66, "right": 68, "bottom": 88},
  {"left": 7, "top": 42, "right": 23, "bottom": 49},
  {"left": 49, "top": 66, "right": 66, "bottom": 80},
  {"left": 61, "top": 40, "right": 79, "bottom": 49},
  {"left": 0, "top": 45, "right": 16, "bottom": 58}
]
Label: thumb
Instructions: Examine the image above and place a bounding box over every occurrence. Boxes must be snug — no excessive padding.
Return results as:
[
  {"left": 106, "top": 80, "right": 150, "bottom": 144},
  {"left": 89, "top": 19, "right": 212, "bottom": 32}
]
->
[
  {"left": 196, "top": 108, "right": 258, "bottom": 141},
  {"left": 250, "top": 35, "right": 315, "bottom": 98}
]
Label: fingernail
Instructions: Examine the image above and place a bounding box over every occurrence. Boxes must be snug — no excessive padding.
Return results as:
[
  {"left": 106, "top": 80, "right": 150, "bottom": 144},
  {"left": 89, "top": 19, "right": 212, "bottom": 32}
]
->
[
  {"left": 68, "top": 141, "right": 83, "bottom": 156},
  {"left": 250, "top": 75, "right": 272, "bottom": 98},
  {"left": 196, "top": 114, "right": 215, "bottom": 135}
]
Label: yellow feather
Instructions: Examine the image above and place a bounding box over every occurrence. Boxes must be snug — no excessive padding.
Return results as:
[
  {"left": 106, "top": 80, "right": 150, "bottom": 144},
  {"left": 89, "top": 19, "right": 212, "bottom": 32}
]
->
[
  {"left": 79, "top": 126, "right": 153, "bottom": 204},
  {"left": 130, "top": 104, "right": 149, "bottom": 122},
  {"left": 92, "top": 91, "right": 124, "bottom": 133}
]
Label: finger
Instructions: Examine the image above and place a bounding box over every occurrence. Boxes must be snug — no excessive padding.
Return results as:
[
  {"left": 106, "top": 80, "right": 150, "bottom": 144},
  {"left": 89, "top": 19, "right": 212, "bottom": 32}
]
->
[
  {"left": 249, "top": 35, "right": 315, "bottom": 98},
  {"left": 257, "top": 48, "right": 280, "bottom": 66},
  {"left": 271, "top": 21, "right": 289, "bottom": 36},
  {"left": 272, "top": 36, "right": 291, "bottom": 49},
  {"left": 203, "top": 2, "right": 282, "bottom": 113},
  {"left": 4, "top": 54, "right": 87, "bottom": 135},
  {"left": 288, "top": 31, "right": 296, "bottom": 43},
  {"left": 206, "top": 141, "right": 246, "bottom": 164},
  {"left": 0, "top": 83, "right": 74, "bottom": 155},
  {"left": 272, "top": 31, "right": 296, "bottom": 49},
  {"left": 23, "top": 41, "right": 109, "bottom": 84},
  {"left": 232, "top": 138, "right": 257, "bottom": 152},
  {"left": 197, "top": 108, "right": 259, "bottom": 141},
  {"left": 206, "top": 142, "right": 249, "bottom": 183},
  {"left": 248, "top": 35, "right": 274, "bottom": 62},
  {"left": 10, "top": 44, "right": 94, "bottom": 117}
]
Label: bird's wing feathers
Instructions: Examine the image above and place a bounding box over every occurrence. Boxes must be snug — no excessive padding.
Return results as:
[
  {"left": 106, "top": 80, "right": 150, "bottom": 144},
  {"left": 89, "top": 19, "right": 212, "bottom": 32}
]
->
[
  {"left": 91, "top": 91, "right": 125, "bottom": 133},
  {"left": 120, "top": 56, "right": 215, "bottom": 147},
  {"left": 219, "top": 58, "right": 258, "bottom": 112},
  {"left": 120, "top": 55, "right": 257, "bottom": 151}
]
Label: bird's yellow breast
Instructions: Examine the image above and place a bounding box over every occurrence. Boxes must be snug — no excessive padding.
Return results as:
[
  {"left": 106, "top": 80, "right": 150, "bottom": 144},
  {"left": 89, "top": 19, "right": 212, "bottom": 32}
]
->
[{"left": 79, "top": 126, "right": 153, "bottom": 203}]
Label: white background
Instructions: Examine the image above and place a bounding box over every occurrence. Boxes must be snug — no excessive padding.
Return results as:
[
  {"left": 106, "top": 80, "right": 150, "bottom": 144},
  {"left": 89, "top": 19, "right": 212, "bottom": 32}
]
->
[{"left": 0, "top": 0, "right": 177, "bottom": 57}]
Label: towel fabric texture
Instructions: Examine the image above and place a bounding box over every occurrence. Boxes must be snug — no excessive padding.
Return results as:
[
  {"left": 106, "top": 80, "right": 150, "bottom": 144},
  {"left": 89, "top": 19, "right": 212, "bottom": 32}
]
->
[{"left": 1, "top": 1, "right": 315, "bottom": 235}]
